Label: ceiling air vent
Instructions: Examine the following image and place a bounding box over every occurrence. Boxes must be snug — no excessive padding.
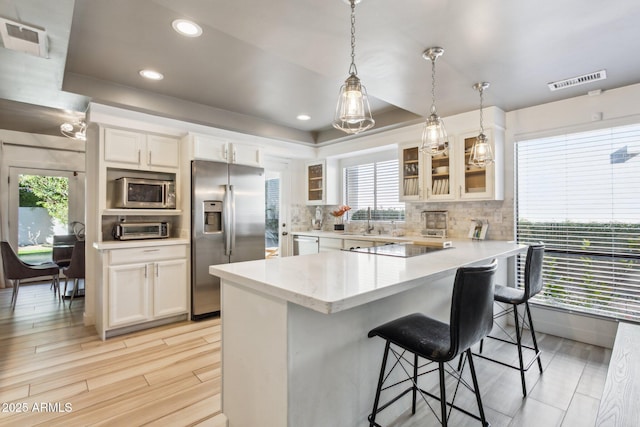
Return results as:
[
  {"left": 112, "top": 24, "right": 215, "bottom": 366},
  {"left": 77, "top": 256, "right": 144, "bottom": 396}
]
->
[
  {"left": 0, "top": 17, "right": 48, "bottom": 58},
  {"left": 547, "top": 70, "right": 607, "bottom": 91}
]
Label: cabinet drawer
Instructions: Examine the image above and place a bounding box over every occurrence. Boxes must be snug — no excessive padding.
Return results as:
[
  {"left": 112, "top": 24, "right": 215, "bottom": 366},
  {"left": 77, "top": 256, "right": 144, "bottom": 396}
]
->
[{"left": 109, "top": 244, "right": 187, "bottom": 265}]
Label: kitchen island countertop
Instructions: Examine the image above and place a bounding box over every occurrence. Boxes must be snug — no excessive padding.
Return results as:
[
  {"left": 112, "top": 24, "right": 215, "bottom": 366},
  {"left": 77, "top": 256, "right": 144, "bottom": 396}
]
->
[{"left": 209, "top": 239, "right": 525, "bottom": 314}]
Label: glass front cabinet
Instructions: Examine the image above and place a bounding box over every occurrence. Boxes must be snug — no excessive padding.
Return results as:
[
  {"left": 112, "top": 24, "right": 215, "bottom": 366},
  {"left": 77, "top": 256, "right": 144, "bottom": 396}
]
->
[
  {"left": 455, "top": 130, "right": 503, "bottom": 201},
  {"left": 399, "top": 144, "right": 422, "bottom": 201},
  {"left": 398, "top": 126, "right": 504, "bottom": 202},
  {"left": 305, "top": 160, "right": 339, "bottom": 205}
]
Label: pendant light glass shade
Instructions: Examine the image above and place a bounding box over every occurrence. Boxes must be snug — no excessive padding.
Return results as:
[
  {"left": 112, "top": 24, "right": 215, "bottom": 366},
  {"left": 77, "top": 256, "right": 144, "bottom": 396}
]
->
[
  {"left": 469, "top": 82, "right": 494, "bottom": 167},
  {"left": 60, "top": 120, "right": 87, "bottom": 141},
  {"left": 420, "top": 47, "right": 448, "bottom": 155},
  {"left": 332, "top": 0, "right": 375, "bottom": 135}
]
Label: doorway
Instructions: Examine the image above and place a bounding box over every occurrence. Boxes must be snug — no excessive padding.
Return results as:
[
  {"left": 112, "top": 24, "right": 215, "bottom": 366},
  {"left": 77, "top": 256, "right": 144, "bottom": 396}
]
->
[
  {"left": 264, "top": 160, "right": 291, "bottom": 258},
  {"left": 8, "top": 167, "right": 85, "bottom": 262}
]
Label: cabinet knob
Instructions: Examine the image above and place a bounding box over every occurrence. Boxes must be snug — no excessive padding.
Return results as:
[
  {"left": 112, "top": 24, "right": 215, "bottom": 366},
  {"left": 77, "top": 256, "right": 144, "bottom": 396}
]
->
[{"left": 282, "top": 231, "right": 288, "bottom": 236}]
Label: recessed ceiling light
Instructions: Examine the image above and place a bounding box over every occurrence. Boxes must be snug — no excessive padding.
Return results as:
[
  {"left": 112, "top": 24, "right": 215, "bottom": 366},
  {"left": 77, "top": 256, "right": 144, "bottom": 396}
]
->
[
  {"left": 296, "top": 114, "right": 311, "bottom": 121},
  {"left": 139, "top": 69, "right": 164, "bottom": 80},
  {"left": 172, "top": 19, "right": 203, "bottom": 37}
]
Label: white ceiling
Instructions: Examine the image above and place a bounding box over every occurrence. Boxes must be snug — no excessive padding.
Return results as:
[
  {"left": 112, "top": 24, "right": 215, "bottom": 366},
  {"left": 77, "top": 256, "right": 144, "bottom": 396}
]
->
[{"left": 1, "top": 0, "right": 640, "bottom": 144}]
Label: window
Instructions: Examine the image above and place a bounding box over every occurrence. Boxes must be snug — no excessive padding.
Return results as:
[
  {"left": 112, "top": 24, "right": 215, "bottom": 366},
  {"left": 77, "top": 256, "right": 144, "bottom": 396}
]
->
[
  {"left": 516, "top": 123, "right": 640, "bottom": 321},
  {"left": 344, "top": 159, "right": 405, "bottom": 221}
]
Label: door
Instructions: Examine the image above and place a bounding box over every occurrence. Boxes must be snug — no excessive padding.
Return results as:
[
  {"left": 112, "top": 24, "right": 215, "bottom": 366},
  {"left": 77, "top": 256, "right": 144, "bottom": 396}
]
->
[
  {"left": 264, "top": 159, "right": 291, "bottom": 257},
  {"left": 108, "top": 263, "right": 150, "bottom": 327},
  {"left": 153, "top": 259, "right": 188, "bottom": 317},
  {"left": 8, "top": 167, "right": 85, "bottom": 262},
  {"left": 228, "top": 163, "right": 265, "bottom": 263},
  {"left": 146, "top": 135, "right": 180, "bottom": 169},
  {"left": 191, "top": 160, "right": 229, "bottom": 317},
  {"left": 104, "top": 128, "right": 145, "bottom": 166}
]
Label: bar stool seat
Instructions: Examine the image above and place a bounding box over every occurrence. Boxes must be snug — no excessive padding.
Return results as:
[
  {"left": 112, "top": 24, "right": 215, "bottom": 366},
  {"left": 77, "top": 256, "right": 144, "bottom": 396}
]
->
[
  {"left": 371, "top": 313, "right": 451, "bottom": 360},
  {"left": 367, "top": 260, "right": 498, "bottom": 427}
]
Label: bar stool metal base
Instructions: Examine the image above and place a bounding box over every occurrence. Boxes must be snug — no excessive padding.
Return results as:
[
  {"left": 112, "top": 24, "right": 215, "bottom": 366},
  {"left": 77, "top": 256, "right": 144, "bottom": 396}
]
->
[
  {"left": 368, "top": 342, "right": 489, "bottom": 427},
  {"left": 472, "top": 301, "right": 543, "bottom": 396}
]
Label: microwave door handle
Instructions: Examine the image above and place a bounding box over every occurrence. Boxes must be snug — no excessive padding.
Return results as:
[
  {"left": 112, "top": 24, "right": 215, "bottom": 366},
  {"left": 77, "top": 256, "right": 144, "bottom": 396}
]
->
[
  {"left": 224, "top": 185, "right": 232, "bottom": 256},
  {"left": 162, "top": 183, "right": 167, "bottom": 208},
  {"left": 229, "top": 185, "right": 236, "bottom": 254}
]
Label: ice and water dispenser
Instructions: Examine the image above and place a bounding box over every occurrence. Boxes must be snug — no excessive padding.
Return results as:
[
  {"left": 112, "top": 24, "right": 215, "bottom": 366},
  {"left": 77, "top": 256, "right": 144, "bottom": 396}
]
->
[{"left": 203, "top": 201, "right": 223, "bottom": 233}]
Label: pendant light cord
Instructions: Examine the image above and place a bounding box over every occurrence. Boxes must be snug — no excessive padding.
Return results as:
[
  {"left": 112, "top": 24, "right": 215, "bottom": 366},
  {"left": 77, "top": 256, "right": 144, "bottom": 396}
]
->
[
  {"left": 430, "top": 59, "right": 437, "bottom": 115},
  {"left": 479, "top": 86, "right": 484, "bottom": 134},
  {"left": 348, "top": 0, "right": 358, "bottom": 76}
]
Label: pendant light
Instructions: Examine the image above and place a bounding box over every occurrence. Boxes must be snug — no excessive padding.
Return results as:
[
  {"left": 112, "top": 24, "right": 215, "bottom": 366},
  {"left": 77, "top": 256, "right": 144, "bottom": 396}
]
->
[
  {"left": 420, "top": 47, "right": 448, "bottom": 155},
  {"left": 332, "top": 0, "right": 375, "bottom": 135},
  {"left": 60, "top": 120, "right": 87, "bottom": 141},
  {"left": 469, "top": 82, "right": 494, "bottom": 167}
]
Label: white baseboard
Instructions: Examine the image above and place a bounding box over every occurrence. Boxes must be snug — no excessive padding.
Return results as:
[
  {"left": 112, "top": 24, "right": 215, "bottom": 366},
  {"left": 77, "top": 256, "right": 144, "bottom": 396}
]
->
[{"left": 528, "top": 305, "right": 618, "bottom": 349}]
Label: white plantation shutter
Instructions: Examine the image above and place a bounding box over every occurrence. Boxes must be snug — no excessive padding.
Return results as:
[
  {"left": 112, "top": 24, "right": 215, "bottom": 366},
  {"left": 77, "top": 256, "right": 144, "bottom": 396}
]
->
[
  {"left": 344, "top": 159, "right": 405, "bottom": 221},
  {"left": 516, "top": 123, "right": 640, "bottom": 321}
]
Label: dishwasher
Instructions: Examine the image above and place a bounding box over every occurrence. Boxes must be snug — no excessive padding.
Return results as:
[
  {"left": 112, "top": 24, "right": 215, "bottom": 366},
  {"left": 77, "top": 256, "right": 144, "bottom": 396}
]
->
[{"left": 293, "top": 235, "right": 320, "bottom": 255}]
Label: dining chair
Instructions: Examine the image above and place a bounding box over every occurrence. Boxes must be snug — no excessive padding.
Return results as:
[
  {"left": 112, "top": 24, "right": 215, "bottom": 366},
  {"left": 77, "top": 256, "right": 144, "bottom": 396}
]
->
[
  {"left": 1, "top": 241, "right": 60, "bottom": 309},
  {"left": 62, "top": 240, "right": 85, "bottom": 307}
]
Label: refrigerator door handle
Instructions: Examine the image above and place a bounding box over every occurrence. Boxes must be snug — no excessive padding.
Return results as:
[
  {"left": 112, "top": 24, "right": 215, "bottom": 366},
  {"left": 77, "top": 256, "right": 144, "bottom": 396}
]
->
[
  {"left": 229, "top": 184, "right": 236, "bottom": 254},
  {"left": 224, "top": 185, "right": 232, "bottom": 256}
]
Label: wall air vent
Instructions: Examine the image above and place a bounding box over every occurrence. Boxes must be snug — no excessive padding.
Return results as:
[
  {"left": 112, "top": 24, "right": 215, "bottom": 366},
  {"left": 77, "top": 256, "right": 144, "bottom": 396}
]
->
[
  {"left": 0, "top": 17, "right": 48, "bottom": 58},
  {"left": 547, "top": 70, "right": 607, "bottom": 91}
]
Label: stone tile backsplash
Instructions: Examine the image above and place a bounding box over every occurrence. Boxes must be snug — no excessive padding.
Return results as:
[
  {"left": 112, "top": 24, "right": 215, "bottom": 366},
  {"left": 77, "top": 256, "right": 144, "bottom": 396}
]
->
[{"left": 291, "top": 200, "right": 514, "bottom": 241}]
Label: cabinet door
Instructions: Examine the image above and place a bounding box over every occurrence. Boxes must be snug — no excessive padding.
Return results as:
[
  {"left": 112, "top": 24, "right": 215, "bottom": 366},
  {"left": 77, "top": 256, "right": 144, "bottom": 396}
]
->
[
  {"left": 104, "top": 128, "right": 145, "bottom": 166},
  {"left": 147, "top": 135, "right": 180, "bottom": 169},
  {"left": 306, "top": 161, "right": 325, "bottom": 205},
  {"left": 108, "top": 263, "right": 151, "bottom": 327},
  {"left": 425, "top": 150, "right": 454, "bottom": 200},
  {"left": 230, "top": 143, "right": 262, "bottom": 167},
  {"left": 153, "top": 259, "right": 188, "bottom": 318},
  {"left": 399, "top": 144, "right": 423, "bottom": 201},
  {"left": 458, "top": 132, "right": 495, "bottom": 200},
  {"left": 193, "top": 135, "right": 230, "bottom": 162}
]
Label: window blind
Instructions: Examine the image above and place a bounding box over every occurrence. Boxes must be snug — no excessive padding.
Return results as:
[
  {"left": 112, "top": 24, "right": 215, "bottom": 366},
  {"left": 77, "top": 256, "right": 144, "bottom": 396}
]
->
[
  {"left": 516, "top": 124, "right": 640, "bottom": 321},
  {"left": 344, "top": 159, "right": 405, "bottom": 221}
]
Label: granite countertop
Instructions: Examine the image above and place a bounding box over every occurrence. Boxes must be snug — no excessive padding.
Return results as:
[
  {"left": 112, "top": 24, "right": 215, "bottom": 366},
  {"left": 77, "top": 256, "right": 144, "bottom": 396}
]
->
[{"left": 210, "top": 239, "right": 525, "bottom": 314}]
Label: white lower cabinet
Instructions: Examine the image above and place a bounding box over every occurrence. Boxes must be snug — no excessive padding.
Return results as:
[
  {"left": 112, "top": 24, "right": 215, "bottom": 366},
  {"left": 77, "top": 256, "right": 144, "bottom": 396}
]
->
[
  {"left": 108, "top": 262, "right": 150, "bottom": 327},
  {"left": 103, "top": 243, "right": 188, "bottom": 331},
  {"left": 153, "top": 259, "right": 188, "bottom": 318}
]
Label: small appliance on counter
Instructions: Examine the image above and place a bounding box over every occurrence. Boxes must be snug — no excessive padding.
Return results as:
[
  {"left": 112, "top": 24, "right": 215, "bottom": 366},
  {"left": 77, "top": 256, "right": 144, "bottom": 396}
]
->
[
  {"left": 113, "top": 221, "right": 170, "bottom": 240},
  {"left": 113, "top": 177, "right": 176, "bottom": 209},
  {"left": 312, "top": 206, "right": 322, "bottom": 230},
  {"left": 420, "top": 210, "right": 448, "bottom": 238}
]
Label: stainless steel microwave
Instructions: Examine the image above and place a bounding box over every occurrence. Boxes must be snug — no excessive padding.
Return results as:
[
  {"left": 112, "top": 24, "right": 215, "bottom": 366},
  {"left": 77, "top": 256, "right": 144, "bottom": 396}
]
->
[
  {"left": 114, "top": 222, "right": 170, "bottom": 240},
  {"left": 114, "top": 177, "right": 176, "bottom": 209}
]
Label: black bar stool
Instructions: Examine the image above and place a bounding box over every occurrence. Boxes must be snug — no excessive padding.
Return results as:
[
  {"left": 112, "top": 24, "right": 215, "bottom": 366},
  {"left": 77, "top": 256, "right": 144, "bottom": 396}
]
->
[
  {"left": 367, "top": 260, "right": 498, "bottom": 427},
  {"left": 473, "top": 243, "right": 544, "bottom": 396}
]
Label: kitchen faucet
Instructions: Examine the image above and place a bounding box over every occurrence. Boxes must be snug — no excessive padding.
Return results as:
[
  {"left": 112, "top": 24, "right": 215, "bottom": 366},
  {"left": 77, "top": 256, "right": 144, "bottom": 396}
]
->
[{"left": 366, "top": 207, "right": 374, "bottom": 234}]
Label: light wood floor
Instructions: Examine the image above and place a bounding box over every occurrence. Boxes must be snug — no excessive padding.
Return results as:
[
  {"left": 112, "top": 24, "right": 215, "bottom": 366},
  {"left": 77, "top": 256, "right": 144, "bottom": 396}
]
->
[
  {"left": 0, "top": 282, "right": 612, "bottom": 427},
  {"left": 0, "top": 282, "right": 223, "bottom": 426}
]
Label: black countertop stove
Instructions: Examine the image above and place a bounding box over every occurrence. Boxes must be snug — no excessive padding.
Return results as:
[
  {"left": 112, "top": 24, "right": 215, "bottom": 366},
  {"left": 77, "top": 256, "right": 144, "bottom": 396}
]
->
[{"left": 347, "top": 242, "right": 451, "bottom": 258}]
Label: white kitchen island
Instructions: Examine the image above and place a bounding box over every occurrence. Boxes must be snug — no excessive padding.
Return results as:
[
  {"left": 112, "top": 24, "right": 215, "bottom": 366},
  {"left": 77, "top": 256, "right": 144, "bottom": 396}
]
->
[{"left": 209, "top": 240, "right": 525, "bottom": 427}]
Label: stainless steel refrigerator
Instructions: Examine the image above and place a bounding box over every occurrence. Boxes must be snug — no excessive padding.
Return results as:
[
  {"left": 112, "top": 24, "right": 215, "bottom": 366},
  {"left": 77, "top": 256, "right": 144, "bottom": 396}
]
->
[{"left": 191, "top": 160, "right": 265, "bottom": 319}]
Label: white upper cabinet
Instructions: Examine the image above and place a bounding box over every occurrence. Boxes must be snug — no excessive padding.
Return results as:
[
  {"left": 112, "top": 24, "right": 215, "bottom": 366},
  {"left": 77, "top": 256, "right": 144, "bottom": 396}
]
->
[
  {"left": 305, "top": 159, "right": 339, "bottom": 205},
  {"left": 190, "top": 134, "right": 262, "bottom": 167},
  {"left": 454, "top": 130, "right": 503, "bottom": 201},
  {"left": 104, "top": 128, "right": 180, "bottom": 171},
  {"left": 402, "top": 107, "right": 505, "bottom": 202},
  {"left": 146, "top": 134, "right": 181, "bottom": 169},
  {"left": 398, "top": 143, "right": 424, "bottom": 201}
]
